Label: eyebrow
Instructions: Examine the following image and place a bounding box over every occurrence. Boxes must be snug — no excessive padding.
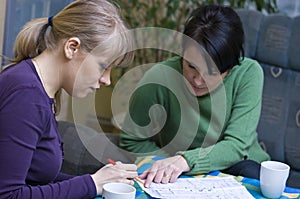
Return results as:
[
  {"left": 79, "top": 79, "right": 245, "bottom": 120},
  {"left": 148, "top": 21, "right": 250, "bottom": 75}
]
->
[
  {"left": 99, "top": 63, "right": 109, "bottom": 70},
  {"left": 186, "top": 60, "right": 198, "bottom": 68},
  {"left": 187, "top": 60, "right": 219, "bottom": 75},
  {"left": 116, "top": 54, "right": 126, "bottom": 66}
]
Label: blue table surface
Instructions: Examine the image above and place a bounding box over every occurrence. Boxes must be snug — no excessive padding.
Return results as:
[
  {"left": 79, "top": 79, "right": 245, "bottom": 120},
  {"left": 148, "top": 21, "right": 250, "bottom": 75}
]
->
[{"left": 96, "top": 156, "right": 300, "bottom": 199}]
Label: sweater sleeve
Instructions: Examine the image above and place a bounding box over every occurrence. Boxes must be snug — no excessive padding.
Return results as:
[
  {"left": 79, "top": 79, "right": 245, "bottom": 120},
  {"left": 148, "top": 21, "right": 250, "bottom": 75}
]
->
[
  {"left": 54, "top": 172, "right": 75, "bottom": 182},
  {"left": 0, "top": 87, "right": 96, "bottom": 199},
  {"left": 120, "top": 84, "right": 170, "bottom": 157},
  {"left": 120, "top": 59, "right": 186, "bottom": 157},
  {"left": 177, "top": 61, "right": 269, "bottom": 175}
]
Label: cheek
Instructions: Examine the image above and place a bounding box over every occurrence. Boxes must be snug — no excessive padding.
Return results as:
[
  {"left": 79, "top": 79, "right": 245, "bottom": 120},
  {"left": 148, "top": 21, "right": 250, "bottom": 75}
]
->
[
  {"left": 185, "top": 70, "right": 198, "bottom": 83},
  {"left": 85, "top": 64, "right": 101, "bottom": 79},
  {"left": 183, "top": 67, "right": 192, "bottom": 80},
  {"left": 205, "top": 76, "right": 222, "bottom": 89}
]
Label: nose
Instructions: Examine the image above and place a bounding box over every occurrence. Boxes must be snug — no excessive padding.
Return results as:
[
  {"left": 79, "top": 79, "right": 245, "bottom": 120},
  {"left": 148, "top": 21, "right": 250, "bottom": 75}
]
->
[
  {"left": 99, "top": 71, "right": 111, "bottom": 86},
  {"left": 193, "top": 73, "right": 205, "bottom": 87}
]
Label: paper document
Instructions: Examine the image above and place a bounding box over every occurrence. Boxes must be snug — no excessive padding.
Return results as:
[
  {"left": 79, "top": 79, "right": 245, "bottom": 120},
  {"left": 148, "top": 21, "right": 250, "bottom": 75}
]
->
[{"left": 137, "top": 176, "right": 254, "bottom": 199}]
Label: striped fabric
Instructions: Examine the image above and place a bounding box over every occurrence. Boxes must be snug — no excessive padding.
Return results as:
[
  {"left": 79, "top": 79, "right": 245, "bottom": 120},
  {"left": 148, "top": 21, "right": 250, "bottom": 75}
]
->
[{"left": 133, "top": 156, "right": 300, "bottom": 199}]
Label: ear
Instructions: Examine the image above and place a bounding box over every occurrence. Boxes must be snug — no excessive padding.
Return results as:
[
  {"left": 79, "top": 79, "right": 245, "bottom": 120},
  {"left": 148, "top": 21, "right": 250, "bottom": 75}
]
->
[{"left": 64, "top": 37, "right": 81, "bottom": 60}]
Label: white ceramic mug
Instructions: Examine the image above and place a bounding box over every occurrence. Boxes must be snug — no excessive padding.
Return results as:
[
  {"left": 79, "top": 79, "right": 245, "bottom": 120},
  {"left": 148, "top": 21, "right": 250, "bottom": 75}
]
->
[
  {"left": 102, "top": 182, "right": 136, "bottom": 199},
  {"left": 260, "top": 161, "right": 290, "bottom": 198}
]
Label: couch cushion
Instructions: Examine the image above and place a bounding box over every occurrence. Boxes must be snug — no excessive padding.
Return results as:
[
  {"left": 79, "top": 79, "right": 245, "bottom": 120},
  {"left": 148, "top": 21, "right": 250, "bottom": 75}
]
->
[
  {"left": 236, "top": 9, "right": 263, "bottom": 58},
  {"left": 57, "top": 121, "right": 135, "bottom": 176},
  {"left": 256, "top": 14, "right": 292, "bottom": 68},
  {"left": 285, "top": 71, "right": 300, "bottom": 171},
  {"left": 57, "top": 121, "right": 102, "bottom": 175},
  {"left": 284, "top": 10, "right": 300, "bottom": 178},
  {"left": 256, "top": 63, "right": 292, "bottom": 162},
  {"left": 289, "top": 16, "right": 300, "bottom": 71},
  {"left": 288, "top": 170, "right": 300, "bottom": 188}
]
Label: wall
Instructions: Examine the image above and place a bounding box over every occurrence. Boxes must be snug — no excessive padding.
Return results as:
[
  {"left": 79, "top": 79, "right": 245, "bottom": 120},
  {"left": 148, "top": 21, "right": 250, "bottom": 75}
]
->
[
  {"left": 277, "top": 0, "right": 300, "bottom": 17},
  {"left": 0, "top": 0, "right": 7, "bottom": 66}
]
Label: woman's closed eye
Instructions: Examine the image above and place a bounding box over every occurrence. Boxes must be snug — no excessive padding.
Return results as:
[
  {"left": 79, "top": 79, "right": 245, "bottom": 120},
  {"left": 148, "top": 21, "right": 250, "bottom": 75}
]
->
[
  {"left": 189, "top": 63, "right": 209, "bottom": 76},
  {"left": 99, "top": 63, "right": 108, "bottom": 71},
  {"left": 189, "top": 63, "right": 220, "bottom": 77},
  {"left": 188, "top": 63, "right": 197, "bottom": 70}
]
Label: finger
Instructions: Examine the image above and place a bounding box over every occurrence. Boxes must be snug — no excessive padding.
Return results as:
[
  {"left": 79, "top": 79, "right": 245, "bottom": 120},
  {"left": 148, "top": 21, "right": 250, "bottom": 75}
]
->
[
  {"left": 103, "top": 163, "right": 115, "bottom": 169},
  {"left": 114, "top": 163, "right": 137, "bottom": 171},
  {"left": 161, "top": 171, "right": 172, "bottom": 184},
  {"left": 113, "top": 164, "right": 137, "bottom": 173},
  {"left": 144, "top": 170, "right": 157, "bottom": 188},
  {"left": 170, "top": 169, "right": 181, "bottom": 183},
  {"left": 126, "top": 171, "right": 138, "bottom": 179},
  {"left": 123, "top": 164, "right": 138, "bottom": 171},
  {"left": 153, "top": 169, "right": 164, "bottom": 183},
  {"left": 117, "top": 178, "right": 135, "bottom": 186},
  {"left": 139, "top": 169, "right": 150, "bottom": 179}
]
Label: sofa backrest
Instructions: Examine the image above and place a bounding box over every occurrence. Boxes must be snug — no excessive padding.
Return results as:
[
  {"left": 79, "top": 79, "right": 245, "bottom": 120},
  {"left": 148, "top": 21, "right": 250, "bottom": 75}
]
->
[
  {"left": 236, "top": 9, "right": 300, "bottom": 172},
  {"left": 57, "top": 121, "right": 134, "bottom": 176}
]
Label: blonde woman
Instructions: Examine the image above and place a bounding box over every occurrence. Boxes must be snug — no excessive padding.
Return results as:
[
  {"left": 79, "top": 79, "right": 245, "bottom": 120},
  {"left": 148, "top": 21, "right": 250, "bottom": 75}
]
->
[{"left": 0, "top": 0, "right": 137, "bottom": 198}]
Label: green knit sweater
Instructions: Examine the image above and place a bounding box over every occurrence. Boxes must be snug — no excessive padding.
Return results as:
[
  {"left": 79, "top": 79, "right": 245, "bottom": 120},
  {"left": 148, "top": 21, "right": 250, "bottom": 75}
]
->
[{"left": 120, "top": 56, "right": 270, "bottom": 175}]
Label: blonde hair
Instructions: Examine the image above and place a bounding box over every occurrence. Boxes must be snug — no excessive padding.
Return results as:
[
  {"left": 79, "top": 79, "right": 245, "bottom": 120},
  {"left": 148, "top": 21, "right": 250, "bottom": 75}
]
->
[
  {"left": 9, "top": 0, "right": 134, "bottom": 115},
  {"left": 10, "top": 0, "right": 133, "bottom": 65}
]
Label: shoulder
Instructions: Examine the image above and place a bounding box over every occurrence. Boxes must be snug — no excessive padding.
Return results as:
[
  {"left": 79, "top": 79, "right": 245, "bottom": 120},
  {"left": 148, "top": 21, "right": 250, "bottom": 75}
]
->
[
  {"left": 133, "top": 57, "right": 183, "bottom": 99},
  {"left": 233, "top": 57, "right": 263, "bottom": 75},
  {"left": 0, "top": 60, "right": 46, "bottom": 103},
  {"left": 140, "top": 56, "right": 182, "bottom": 84},
  {"left": 227, "top": 57, "right": 263, "bottom": 82},
  {"left": 0, "top": 59, "right": 40, "bottom": 87},
  {"left": 222, "top": 57, "right": 264, "bottom": 97},
  {"left": 144, "top": 57, "right": 182, "bottom": 75}
]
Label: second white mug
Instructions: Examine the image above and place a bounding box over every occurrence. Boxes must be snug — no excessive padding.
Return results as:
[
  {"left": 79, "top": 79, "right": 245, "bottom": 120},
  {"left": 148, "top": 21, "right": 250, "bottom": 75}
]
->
[
  {"left": 102, "top": 182, "right": 136, "bottom": 199},
  {"left": 260, "top": 160, "right": 290, "bottom": 198}
]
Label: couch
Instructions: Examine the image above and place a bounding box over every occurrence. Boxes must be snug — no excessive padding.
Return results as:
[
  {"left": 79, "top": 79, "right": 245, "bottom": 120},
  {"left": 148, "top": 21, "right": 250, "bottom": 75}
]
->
[
  {"left": 236, "top": 9, "right": 300, "bottom": 188},
  {"left": 57, "top": 9, "right": 300, "bottom": 188},
  {"left": 57, "top": 121, "right": 134, "bottom": 176}
]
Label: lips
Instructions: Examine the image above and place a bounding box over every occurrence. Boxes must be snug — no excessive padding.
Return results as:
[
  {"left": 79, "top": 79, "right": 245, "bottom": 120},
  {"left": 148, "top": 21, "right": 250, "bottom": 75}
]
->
[
  {"left": 192, "top": 85, "right": 206, "bottom": 90},
  {"left": 88, "top": 87, "right": 96, "bottom": 92}
]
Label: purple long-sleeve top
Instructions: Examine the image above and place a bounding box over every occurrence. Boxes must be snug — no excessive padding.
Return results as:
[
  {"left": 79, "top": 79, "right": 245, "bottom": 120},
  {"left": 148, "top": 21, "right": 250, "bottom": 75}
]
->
[{"left": 0, "top": 59, "right": 96, "bottom": 198}]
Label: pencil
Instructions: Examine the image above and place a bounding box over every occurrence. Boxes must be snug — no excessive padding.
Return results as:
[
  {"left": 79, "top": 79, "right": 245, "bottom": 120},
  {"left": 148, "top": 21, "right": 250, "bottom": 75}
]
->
[
  {"left": 107, "top": 158, "right": 116, "bottom": 165},
  {"left": 134, "top": 176, "right": 145, "bottom": 184},
  {"left": 106, "top": 158, "right": 145, "bottom": 185}
]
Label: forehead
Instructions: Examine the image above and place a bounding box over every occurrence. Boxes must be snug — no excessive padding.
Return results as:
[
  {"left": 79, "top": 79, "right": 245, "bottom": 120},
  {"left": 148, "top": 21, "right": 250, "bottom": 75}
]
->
[
  {"left": 183, "top": 45, "right": 207, "bottom": 70},
  {"left": 85, "top": 53, "right": 108, "bottom": 64},
  {"left": 183, "top": 45, "right": 219, "bottom": 74},
  {"left": 89, "top": 49, "right": 119, "bottom": 66},
  {"left": 89, "top": 40, "right": 117, "bottom": 57}
]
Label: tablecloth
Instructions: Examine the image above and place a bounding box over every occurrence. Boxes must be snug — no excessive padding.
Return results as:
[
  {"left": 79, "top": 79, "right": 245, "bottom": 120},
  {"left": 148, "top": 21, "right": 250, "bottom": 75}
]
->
[{"left": 96, "top": 156, "right": 300, "bottom": 199}]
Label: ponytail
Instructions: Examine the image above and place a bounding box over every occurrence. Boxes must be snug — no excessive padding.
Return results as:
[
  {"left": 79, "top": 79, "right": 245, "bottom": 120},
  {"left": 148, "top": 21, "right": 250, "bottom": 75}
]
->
[
  {"left": 9, "top": 18, "right": 52, "bottom": 63},
  {"left": 8, "top": 0, "right": 134, "bottom": 66}
]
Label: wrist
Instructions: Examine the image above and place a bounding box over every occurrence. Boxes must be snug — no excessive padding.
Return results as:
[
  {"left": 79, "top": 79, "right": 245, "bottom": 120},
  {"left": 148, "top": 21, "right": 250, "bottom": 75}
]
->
[
  {"left": 90, "top": 174, "right": 101, "bottom": 195},
  {"left": 176, "top": 155, "right": 190, "bottom": 172}
]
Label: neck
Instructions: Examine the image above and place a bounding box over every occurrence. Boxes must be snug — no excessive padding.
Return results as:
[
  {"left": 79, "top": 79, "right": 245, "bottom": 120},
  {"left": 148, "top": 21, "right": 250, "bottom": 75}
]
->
[{"left": 32, "top": 51, "right": 62, "bottom": 98}]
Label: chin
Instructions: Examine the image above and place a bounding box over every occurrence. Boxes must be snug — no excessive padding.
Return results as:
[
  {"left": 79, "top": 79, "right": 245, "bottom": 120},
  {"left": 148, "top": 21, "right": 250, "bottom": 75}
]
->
[
  {"left": 192, "top": 89, "right": 209, "bottom": 97},
  {"left": 74, "top": 94, "right": 85, "bottom": 98},
  {"left": 73, "top": 91, "right": 88, "bottom": 98}
]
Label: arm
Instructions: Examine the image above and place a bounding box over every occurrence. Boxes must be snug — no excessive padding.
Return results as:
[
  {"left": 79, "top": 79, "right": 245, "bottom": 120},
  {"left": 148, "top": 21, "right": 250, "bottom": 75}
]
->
[
  {"left": 120, "top": 58, "right": 187, "bottom": 157},
  {"left": 54, "top": 173, "right": 75, "bottom": 182},
  {"left": 179, "top": 60, "right": 270, "bottom": 175},
  {"left": 139, "top": 60, "right": 270, "bottom": 187},
  {"left": 120, "top": 90, "right": 191, "bottom": 188},
  {"left": 0, "top": 88, "right": 96, "bottom": 199},
  {"left": 120, "top": 84, "right": 169, "bottom": 157}
]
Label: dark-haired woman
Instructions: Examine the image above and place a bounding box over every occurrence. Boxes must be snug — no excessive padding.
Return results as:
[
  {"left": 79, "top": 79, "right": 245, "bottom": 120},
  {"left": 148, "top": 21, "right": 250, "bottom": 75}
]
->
[{"left": 120, "top": 5, "right": 270, "bottom": 188}]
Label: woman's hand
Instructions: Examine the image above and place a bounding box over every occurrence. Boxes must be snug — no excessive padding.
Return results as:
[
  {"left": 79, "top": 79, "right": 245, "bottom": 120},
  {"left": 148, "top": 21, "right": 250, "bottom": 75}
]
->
[
  {"left": 90, "top": 161, "right": 138, "bottom": 195},
  {"left": 139, "top": 155, "right": 190, "bottom": 187}
]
